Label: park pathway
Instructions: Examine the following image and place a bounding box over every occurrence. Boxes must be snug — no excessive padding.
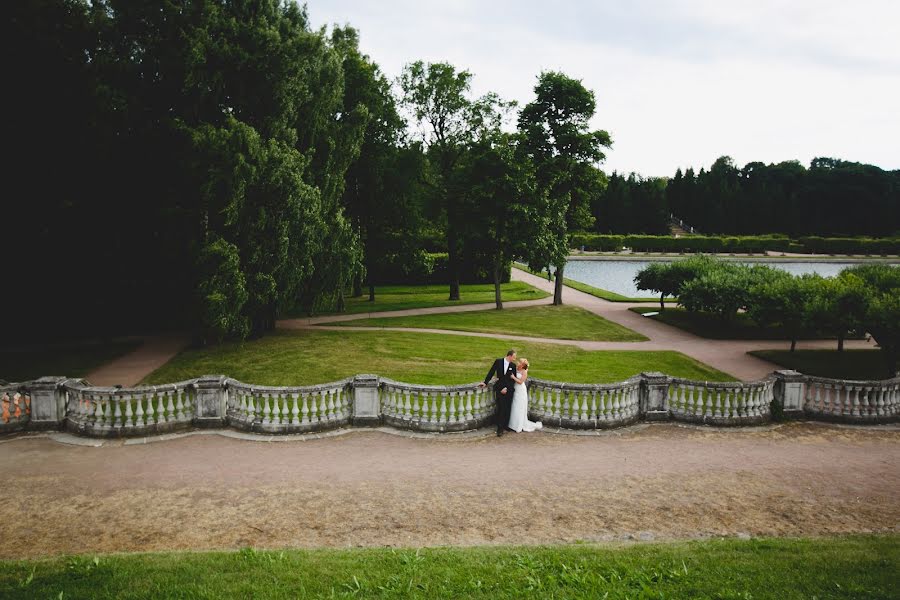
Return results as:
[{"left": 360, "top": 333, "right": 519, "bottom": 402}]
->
[
  {"left": 1, "top": 422, "right": 896, "bottom": 557},
  {"left": 85, "top": 333, "right": 189, "bottom": 387},
  {"left": 279, "top": 267, "right": 874, "bottom": 381}
]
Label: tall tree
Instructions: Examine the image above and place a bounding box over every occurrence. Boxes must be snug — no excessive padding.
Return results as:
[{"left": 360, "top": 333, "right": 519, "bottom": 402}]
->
[
  {"left": 518, "top": 71, "right": 611, "bottom": 305},
  {"left": 399, "top": 61, "right": 509, "bottom": 300}
]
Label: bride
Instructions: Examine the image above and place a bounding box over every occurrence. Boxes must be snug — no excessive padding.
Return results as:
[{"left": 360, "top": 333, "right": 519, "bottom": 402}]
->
[{"left": 508, "top": 358, "right": 543, "bottom": 433}]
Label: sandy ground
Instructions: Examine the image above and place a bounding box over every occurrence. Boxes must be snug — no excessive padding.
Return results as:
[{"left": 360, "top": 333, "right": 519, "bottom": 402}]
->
[{"left": 1, "top": 422, "right": 898, "bottom": 558}]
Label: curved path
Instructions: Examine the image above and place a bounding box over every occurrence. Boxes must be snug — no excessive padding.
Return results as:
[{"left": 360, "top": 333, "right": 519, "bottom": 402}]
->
[{"left": 278, "top": 267, "right": 875, "bottom": 381}]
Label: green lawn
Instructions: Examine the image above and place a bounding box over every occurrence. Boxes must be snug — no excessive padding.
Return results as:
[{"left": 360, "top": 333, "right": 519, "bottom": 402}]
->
[
  {"left": 0, "top": 340, "right": 141, "bottom": 382},
  {"left": 513, "top": 263, "right": 667, "bottom": 303},
  {"left": 629, "top": 307, "right": 845, "bottom": 341},
  {"left": 1, "top": 536, "right": 896, "bottom": 599},
  {"left": 144, "top": 329, "right": 732, "bottom": 385},
  {"left": 750, "top": 349, "right": 895, "bottom": 380},
  {"left": 288, "top": 282, "right": 549, "bottom": 317},
  {"left": 329, "top": 305, "right": 647, "bottom": 342}
]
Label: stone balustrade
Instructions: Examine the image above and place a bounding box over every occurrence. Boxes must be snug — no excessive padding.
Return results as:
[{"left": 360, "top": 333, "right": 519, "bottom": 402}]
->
[
  {"left": 380, "top": 379, "right": 495, "bottom": 431},
  {"left": 0, "top": 383, "right": 31, "bottom": 433},
  {"left": 225, "top": 377, "right": 354, "bottom": 434},
  {"left": 527, "top": 377, "right": 642, "bottom": 428},
  {"left": 63, "top": 378, "right": 198, "bottom": 437},
  {"left": 666, "top": 377, "right": 774, "bottom": 425},
  {"left": 0, "top": 370, "right": 895, "bottom": 439},
  {"left": 802, "top": 375, "right": 900, "bottom": 423}
]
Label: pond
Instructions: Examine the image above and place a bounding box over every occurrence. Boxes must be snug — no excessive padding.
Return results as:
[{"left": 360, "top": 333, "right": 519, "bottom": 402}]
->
[{"left": 558, "top": 258, "right": 898, "bottom": 298}]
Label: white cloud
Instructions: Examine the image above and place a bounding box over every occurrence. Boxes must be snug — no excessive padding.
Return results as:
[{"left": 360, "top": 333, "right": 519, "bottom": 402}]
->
[{"left": 306, "top": 0, "right": 900, "bottom": 176}]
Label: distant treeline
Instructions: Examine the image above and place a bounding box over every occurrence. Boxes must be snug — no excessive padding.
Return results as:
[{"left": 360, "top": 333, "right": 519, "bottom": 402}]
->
[
  {"left": 569, "top": 234, "right": 900, "bottom": 255},
  {"left": 591, "top": 157, "right": 900, "bottom": 237}
]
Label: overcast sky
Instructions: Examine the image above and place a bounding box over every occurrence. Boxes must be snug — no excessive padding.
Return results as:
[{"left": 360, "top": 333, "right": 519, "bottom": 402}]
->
[{"left": 305, "top": 1, "right": 900, "bottom": 177}]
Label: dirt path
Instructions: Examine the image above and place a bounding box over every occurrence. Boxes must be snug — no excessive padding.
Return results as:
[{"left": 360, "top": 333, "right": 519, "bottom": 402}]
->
[
  {"left": 85, "top": 333, "right": 190, "bottom": 386},
  {"left": 1, "top": 423, "right": 897, "bottom": 558}
]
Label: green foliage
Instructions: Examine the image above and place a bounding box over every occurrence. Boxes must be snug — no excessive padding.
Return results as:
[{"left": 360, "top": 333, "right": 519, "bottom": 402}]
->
[
  {"left": 746, "top": 274, "right": 822, "bottom": 351},
  {"left": 669, "top": 156, "right": 900, "bottom": 237},
  {"left": 195, "top": 238, "right": 250, "bottom": 344},
  {"left": 592, "top": 172, "right": 668, "bottom": 235},
  {"left": 518, "top": 71, "right": 612, "bottom": 303},
  {"left": 807, "top": 273, "right": 872, "bottom": 351}
]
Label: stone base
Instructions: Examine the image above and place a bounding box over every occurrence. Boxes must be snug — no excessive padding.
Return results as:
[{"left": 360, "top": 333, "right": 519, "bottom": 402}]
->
[
  {"left": 783, "top": 409, "right": 805, "bottom": 420},
  {"left": 192, "top": 417, "right": 227, "bottom": 429},
  {"left": 350, "top": 416, "right": 383, "bottom": 428},
  {"left": 644, "top": 410, "right": 670, "bottom": 422}
]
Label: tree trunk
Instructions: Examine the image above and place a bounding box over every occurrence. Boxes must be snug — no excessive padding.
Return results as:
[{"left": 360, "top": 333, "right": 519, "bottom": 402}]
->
[
  {"left": 838, "top": 334, "right": 844, "bottom": 352},
  {"left": 553, "top": 264, "right": 564, "bottom": 306},
  {"left": 336, "top": 288, "right": 345, "bottom": 313},
  {"left": 447, "top": 227, "right": 461, "bottom": 301},
  {"left": 494, "top": 260, "right": 503, "bottom": 310},
  {"left": 660, "top": 293, "right": 665, "bottom": 310},
  {"left": 352, "top": 272, "right": 362, "bottom": 298},
  {"left": 368, "top": 283, "right": 375, "bottom": 302},
  {"left": 790, "top": 338, "right": 797, "bottom": 352}
]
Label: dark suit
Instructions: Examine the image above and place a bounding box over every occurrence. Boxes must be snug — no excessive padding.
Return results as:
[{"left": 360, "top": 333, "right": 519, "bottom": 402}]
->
[{"left": 484, "top": 358, "right": 516, "bottom": 432}]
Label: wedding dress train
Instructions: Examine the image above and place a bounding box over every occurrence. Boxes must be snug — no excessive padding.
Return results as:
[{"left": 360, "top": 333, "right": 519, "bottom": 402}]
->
[{"left": 508, "top": 375, "right": 543, "bottom": 432}]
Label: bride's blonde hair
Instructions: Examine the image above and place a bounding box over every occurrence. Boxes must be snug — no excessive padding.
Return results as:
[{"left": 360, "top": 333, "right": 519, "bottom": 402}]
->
[{"left": 517, "top": 358, "right": 529, "bottom": 370}]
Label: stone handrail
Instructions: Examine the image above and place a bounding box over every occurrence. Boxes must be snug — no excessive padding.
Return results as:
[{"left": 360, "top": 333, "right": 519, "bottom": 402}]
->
[
  {"left": 526, "top": 376, "right": 642, "bottom": 428},
  {"left": 225, "top": 377, "right": 355, "bottom": 434},
  {"left": 802, "top": 375, "right": 900, "bottom": 423},
  {"left": 666, "top": 377, "right": 775, "bottom": 425},
  {"left": 379, "top": 378, "right": 495, "bottom": 432},
  {"left": 0, "top": 370, "right": 896, "bottom": 438}
]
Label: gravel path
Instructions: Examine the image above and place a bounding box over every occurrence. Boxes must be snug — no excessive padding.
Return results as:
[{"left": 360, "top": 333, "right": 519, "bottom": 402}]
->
[{"left": 1, "top": 422, "right": 897, "bottom": 558}]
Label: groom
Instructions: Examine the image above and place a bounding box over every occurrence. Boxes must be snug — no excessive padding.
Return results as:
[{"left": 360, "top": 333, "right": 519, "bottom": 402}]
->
[{"left": 480, "top": 349, "right": 517, "bottom": 437}]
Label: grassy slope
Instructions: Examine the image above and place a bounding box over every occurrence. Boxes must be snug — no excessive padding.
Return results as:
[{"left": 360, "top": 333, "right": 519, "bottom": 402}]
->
[
  {"left": 329, "top": 305, "right": 648, "bottom": 342},
  {"left": 1, "top": 536, "right": 896, "bottom": 599},
  {"left": 143, "top": 329, "right": 732, "bottom": 385},
  {"left": 750, "top": 349, "right": 894, "bottom": 380},
  {"left": 289, "top": 282, "right": 550, "bottom": 317},
  {"left": 0, "top": 341, "right": 141, "bottom": 382},
  {"left": 513, "top": 263, "right": 668, "bottom": 303}
]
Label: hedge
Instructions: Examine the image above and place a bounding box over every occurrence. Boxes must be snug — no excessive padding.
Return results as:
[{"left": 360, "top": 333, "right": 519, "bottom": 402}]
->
[{"left": 569, "top": 233, "right": 900, "bottom": 255}]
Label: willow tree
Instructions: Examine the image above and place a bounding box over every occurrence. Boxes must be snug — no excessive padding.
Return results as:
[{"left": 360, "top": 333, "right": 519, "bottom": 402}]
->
[{"left": 518, "top": 71, "right": 611, "bottom": 305}]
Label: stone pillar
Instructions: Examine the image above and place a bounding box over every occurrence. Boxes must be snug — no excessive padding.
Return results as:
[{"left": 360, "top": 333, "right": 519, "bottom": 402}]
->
[
  {"left": 351, "top": 374, "right": 381, "bottom": 427},
  {"left": 773, "top": 370, "right": 806, "bottom": 419},
  {"left": 193, "top": 375, "right": 227, "bottom": 428},
  {"left": 26, "top": 376, "right": 67, "bottom": 430},
  {"left": 640, "top": 372, "right": 670, "bottom": 421}
]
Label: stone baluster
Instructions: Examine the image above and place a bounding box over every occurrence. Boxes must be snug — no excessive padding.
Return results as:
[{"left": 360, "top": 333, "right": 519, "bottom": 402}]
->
[{"left": 291, "top": 392, "right": 300, "bottom": 425}]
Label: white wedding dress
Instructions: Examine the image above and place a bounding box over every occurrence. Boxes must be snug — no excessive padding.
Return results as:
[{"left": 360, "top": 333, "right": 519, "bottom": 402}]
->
[{"left": 508, "top": 372, "right": 543, "bottom": 433}]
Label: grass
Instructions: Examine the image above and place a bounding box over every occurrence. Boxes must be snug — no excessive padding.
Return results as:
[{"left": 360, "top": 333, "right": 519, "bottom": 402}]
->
[
  {"left": 513, "top": 263, "right": 667, "bottom": 303},
  {"left": 329, "top": 305, "right": 648, "bottom": 342},
  {"left": 288, "top": 282, "right": 550, "bottom": 317},
  {"left": 143, "top": 329, "right": 733, "bottom": 385},
  {"left": 629, "top": 307, "right": 846, "bottom": 341},
  {"left": 1, "top": 536, "right": 897, "bottom": 599},
  {"left": 0, "top": 340, "right": 141, "bottom": 382},
  {"left": 749, "top": 349, "right": 895, "bottom": 380}
]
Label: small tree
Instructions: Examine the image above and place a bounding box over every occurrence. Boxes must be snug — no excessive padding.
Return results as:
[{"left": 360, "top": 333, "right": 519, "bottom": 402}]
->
[
  {"left": 634, "top": 263, "right": 677, "bottom": 310},
  {"left": 747, "top": 274, "right": 820, "bottom": 352},
  {"left": 806, "top": 273, "right": 872, "bottom": 351},
  {"left": 865, "top": 291, "right": 900, "bottom": 377},
  {"left": 679, "top": 265, "right": 752, "bottom": 320}
]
